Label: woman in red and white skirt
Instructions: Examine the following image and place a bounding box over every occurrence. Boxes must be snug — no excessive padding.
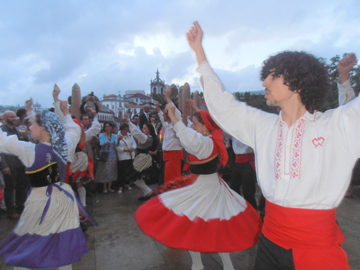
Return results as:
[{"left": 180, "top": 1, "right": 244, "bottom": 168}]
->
[{"left": 136, "top": 100, "right": 262, "bottom": 270}]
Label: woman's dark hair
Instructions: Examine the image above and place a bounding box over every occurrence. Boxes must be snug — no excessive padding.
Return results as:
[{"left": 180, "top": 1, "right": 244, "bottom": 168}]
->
[
  {"left": 144, "top": 123, "right": 157, "bottom": 139},
  {"left": 145, "top": 123, "right": 159, "bottom": 151},
  {"left": 16, "top": 108, "right": 27, "bottom": 120},
  {"left": 260, "top": 51, "right": 329, "bottom": 113},
  {"left": 35, "top": 112, "right": 42, "bottom": 126},
  {"left": 102, "top": 121, "right": 113, "bottom": 132},
  {"left": 120, "top": 122, "right": 129, "bottom": 131},
  {"left": 193, "top": 112, "right": 205, "bottom": 125}
]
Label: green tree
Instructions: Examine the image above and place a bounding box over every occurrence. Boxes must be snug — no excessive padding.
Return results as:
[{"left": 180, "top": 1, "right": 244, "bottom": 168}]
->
[
  {"left": 170, "top": 84, "right": 179, "bottom": 100},
  {"left": 319, "top": 55, "right": 340, "bottom": 111},
  {"left": 233, "top": 92, "right": 278, "bottom": 114}
]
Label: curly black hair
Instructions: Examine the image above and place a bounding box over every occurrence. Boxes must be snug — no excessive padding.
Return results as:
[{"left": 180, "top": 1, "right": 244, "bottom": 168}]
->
[{"left": 261, "top": 51, "right": 329, "bottom": 113}]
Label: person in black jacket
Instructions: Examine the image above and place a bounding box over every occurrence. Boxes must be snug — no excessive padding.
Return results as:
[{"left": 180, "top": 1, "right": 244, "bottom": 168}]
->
[
  {"left": 139, "top": 104, "right": 151, "bottom": 130},
  {"left": 0, "top": 111, "right": 29, "bottom": 219}
]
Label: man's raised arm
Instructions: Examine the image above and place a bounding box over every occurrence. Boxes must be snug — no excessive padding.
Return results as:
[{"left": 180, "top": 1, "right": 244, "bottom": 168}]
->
[
  {"left": 186, "top": 22, "right": 276, "bottom": 148},
  {"left": 338, "top": 53, "right": 357, "bottom": 106}
]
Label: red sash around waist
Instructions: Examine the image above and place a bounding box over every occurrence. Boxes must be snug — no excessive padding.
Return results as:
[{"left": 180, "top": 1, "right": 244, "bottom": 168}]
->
[
  {"left": 263, "top": 200, "right": 348, "bottom": 270},
  {"left": 235, "top": 153, "right": 255, "bottom": 170},
  {"left": 163, "top": 150, "right": 184, "bottom": 162}
]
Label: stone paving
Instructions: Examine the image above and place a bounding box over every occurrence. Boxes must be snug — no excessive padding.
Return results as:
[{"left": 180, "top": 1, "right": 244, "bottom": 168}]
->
[{"left": 1, "top": 184, "right": 360, "bottom": 270}]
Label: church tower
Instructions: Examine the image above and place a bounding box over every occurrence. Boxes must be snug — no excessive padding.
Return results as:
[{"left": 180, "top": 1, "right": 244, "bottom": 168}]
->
[{"left": 150, "top": 69, "right": 166, "bottom": 95}]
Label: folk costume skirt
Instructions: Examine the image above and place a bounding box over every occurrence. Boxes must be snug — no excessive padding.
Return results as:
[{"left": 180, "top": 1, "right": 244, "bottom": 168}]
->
[
  {"left": 0, "top": 183, "right": 88, "bottom": 269},
  {"left": 135, "top": 173, "right": 262, "bottom": 252}
]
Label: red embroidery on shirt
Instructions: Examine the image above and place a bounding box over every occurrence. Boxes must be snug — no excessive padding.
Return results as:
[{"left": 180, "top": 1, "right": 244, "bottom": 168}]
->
[
  {"left": 290, "top": 119, "right": 306, "bottom": 179},
  {"left": 164, "top": 125, "right": 174, "bottom": 141},
  {"left": 274, "top": 122, "right": 284, "bottom": 180},
  {"left": 312, "top": 137, "right": 325, "bottom": 148},
  {"left": 275, "top": 119, "right": 306, "bottom": 180}
]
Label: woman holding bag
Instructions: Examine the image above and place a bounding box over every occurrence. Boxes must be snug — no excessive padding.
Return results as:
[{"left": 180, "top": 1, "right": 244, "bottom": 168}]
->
[
  {"left": 95, "top": 122, "right": 118, "bottom": 193},
  {"left": 115, "top": 122, "right": 137, "bottom": 194}
]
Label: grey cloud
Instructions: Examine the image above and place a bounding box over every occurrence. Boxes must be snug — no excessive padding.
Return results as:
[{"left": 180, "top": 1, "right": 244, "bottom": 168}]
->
[
  {"left": 0, "top": 0, "right": 359, "bottom": 108},
  {"left": 214, "top": 65, "right": 262, "bottom": 93}
]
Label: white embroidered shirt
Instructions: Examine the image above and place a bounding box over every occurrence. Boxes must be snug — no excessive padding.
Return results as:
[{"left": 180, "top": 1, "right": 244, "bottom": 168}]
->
[{"left": 199, "top": 60, "right": 359, "bottom": 209}]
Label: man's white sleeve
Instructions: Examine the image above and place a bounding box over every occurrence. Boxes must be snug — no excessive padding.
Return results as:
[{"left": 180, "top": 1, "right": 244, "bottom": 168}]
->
[
  {"left": 128, "top": 121, "right": 148, "bottom": 144},
  {"left": 198, "top": 61, "right": 274, "bottom": 149},
  {"left": 53, "top": 101, "right": 65, "bottom": 124},
  {"left": 63, "top": 114, "right": 81, "bottom": 163},
  {"left": 338, "top": 79, "right": 356, "bottom": 106},
  {"left": 85, "top": 117, "right": 101, "bottom": 142}
]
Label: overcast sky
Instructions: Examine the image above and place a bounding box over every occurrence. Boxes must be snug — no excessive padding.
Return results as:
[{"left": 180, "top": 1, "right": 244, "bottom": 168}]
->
[{"left": 0, "top": 0, "right": 359, "bottom": 108}]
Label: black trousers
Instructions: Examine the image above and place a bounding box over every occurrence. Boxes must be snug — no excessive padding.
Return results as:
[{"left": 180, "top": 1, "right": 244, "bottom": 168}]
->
[
  {"left": 254, "top": 233, "right": 295, "bottom": 270},
  {"left": 229, "top": 161, "right": 257, "bottom": 210},
  {"left": 113, "top": 160, "right": 137, "bottom": 190},
  {"left": 3, "top": 166, "right": 29, "bottom": 215}
]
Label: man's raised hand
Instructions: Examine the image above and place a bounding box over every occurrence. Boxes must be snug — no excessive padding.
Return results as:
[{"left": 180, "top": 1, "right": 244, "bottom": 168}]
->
[
  {"left": 338, "top": 53, "right": 357, "bottom": 83},
  {"left": 165, "top": 102, "right": 175, "bottom": 116},
  {"left": 89, "top": 107, "right": 97, "bottom": 118},
  {"left": 186, "top": 21, "right": 207, "bottom": 66},
  {"left": 25, "top": 98, "right": 33, "bottom": 111},
  {"left": 53, "top": 84, "right": 61, "bottom": 102},
  {"left": 187, "top": 21, "right": 203, "bottom": 51},
  {"left": 124, "top": 112, "right": 130, "bottom": 123}
]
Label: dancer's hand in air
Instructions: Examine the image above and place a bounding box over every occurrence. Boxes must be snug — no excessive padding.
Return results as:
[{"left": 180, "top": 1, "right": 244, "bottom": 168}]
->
[
  {"left": 186, "top": 21, "right": 207, "bottom": 65},
  {"left": 53, "top": 84, "right": 61, "bottom": 102},
  {"left": 25, "top": 98, "right": 33, "bottom": 111},
  {"left": 164, "top": 86, "right": 172, "bottom": 103},
  {"left": 165, "top": 103, "right": 178, "bottom": 125},
  {"left": 338, "top": 53, "right": 357, "bottom": 84},
  {"left": 124, "top": 112, "right": 130, "bottom": 123},
  {"left": 186, "top": 99, "right": 200, "bottom": 112}
]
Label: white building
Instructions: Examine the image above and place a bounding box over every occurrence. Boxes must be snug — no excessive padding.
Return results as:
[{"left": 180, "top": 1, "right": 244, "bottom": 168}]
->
[
  {"left": 100, "top": 91, "right": 151, "bottom": 121},
  {"left": 123, "top": 90, "right": 151, "bottom": 104},
  {"left": 97, "top": 111, "right": 115, "bottom": 124}
]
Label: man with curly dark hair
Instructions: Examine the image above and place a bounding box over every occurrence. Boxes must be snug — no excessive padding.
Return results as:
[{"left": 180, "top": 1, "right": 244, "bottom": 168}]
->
[
  {"left": 186, "top": 21, "right": 358, "bottom": 270},
  {"left": 261, "top": 51, "right": 329, "bottom": 113}
]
